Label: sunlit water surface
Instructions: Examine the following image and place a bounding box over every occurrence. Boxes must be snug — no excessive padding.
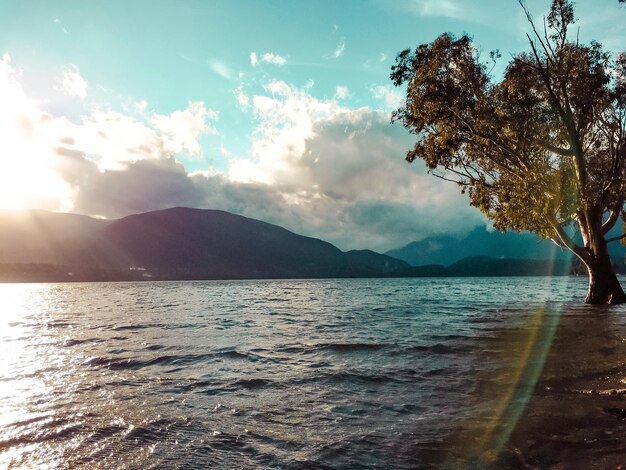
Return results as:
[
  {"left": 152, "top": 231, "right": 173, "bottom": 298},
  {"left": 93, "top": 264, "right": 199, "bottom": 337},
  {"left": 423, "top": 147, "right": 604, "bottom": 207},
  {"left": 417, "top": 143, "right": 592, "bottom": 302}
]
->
[{"left": 0, "top": 277, "right": 621, "bottom": 468}]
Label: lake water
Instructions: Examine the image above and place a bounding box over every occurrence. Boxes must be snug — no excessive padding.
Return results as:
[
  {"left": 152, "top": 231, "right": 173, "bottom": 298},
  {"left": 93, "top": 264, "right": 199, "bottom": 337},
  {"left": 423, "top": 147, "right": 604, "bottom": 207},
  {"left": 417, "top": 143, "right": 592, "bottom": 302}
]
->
[{"left": 0, "top": 277, "right": 624, "bottom": 468}]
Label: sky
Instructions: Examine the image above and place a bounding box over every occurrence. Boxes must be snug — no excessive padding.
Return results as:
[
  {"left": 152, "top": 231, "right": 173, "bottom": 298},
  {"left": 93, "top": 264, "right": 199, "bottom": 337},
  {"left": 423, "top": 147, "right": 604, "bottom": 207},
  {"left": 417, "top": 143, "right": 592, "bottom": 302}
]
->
[{"left": 1, "top": 0, "right": 625, "bottom": 252}]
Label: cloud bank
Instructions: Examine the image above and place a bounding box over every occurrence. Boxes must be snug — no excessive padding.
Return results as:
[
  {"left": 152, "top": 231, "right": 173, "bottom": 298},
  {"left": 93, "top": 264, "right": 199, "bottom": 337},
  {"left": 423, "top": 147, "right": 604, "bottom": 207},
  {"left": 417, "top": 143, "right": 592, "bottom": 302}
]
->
[{"left": 0, "top": 53, "right": 484, "bottom": 251}]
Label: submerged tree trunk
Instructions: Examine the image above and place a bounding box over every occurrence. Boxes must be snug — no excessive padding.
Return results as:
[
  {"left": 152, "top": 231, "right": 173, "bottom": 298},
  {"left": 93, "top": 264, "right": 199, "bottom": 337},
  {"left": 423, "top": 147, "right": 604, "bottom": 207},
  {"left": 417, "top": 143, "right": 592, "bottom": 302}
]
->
[{"left": 583, "top": 240, "right": 626, "bottom": 305}]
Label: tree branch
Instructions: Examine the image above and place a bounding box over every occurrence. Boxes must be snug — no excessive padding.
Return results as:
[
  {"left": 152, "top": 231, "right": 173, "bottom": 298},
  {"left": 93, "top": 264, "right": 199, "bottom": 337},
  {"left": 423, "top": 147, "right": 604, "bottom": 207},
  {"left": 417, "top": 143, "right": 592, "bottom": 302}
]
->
[
  {"left": 546, "top": 212, "right": 590, "bottom": 264},
  {"left": 539, "top": 139, "right": 573, "bottom": 156},
  {"left": 430, "top": 170, "right": 469, "bottom": 186},
  {"left": 601, "top": 205, "right": 624, "bottom": 235},
  {"left": 548, "top": 237, "right": 566, "bottom": 248},
  {"left": 525, "top": 32, "right": 588, "bottom": 215},
  {"left": 519, "top": 1, "right": 556, "bottom": 64},
  {"left": 512, "top": 56, "right": 540, "bottom": 70},
  {"left": 446, "top": 106, "right": 529, "bottom": 175}
]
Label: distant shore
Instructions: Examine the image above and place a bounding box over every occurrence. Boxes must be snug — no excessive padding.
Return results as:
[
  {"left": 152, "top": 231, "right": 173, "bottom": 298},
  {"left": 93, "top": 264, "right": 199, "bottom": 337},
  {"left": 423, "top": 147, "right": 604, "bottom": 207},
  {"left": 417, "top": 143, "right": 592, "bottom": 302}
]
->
[{"left": 0, "top": 257, "right": 578, "bottom": 283}]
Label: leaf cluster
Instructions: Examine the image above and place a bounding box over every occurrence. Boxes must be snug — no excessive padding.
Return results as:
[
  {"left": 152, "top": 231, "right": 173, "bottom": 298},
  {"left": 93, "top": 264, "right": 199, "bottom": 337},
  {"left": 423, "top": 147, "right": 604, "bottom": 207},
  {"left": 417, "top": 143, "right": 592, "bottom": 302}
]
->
[{"left": 391, "top": 0, "right": 626, "bottom": 245}]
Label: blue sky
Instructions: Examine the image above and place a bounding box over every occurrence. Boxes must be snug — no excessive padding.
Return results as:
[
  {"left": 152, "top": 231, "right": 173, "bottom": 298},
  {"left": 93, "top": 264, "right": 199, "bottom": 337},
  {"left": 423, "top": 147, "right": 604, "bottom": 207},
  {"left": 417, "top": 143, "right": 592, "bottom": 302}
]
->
[{"left": 0, "top": 1, "right": 624, "bottom": 251}]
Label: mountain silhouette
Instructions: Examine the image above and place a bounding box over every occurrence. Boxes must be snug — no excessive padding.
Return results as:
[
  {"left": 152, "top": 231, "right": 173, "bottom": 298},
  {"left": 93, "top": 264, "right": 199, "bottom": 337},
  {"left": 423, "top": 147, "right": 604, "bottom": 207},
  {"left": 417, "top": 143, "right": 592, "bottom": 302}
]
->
[
  {"left": 0, "top": 207, "right": 408, "bottom": 281},
  {"left": 385, "top": 226, "right": 573, "bottom": 266},
  {"left": 2, "top": 208, "right": 622, "bottom": 282}
]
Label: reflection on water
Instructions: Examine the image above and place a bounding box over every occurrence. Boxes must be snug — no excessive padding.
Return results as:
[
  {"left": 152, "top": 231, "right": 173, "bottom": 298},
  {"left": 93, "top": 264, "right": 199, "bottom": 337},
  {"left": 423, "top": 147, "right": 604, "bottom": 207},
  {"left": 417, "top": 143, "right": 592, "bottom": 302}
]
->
[
  {"left": 0, "top": 284, "right": 160, "bottom": 468},
  {"left": 441, "top": 304, "right": 626, "bottom": 468},
  {"left": 0, "top": 278, "right": 623, "bottom": 468},
  {"left": 504, "top": 306, "right": 626, "bottom": 468},
  {"left": 0, "top": 284, "right": 57, "bottom": 467}
]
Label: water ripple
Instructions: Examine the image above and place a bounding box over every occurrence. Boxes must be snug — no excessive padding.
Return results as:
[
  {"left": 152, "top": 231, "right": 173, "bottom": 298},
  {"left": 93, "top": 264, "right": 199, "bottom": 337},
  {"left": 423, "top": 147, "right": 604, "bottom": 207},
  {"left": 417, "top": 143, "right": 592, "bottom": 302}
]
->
[{"left": 0, "top": 277, "right": 597, "bottom": 468}]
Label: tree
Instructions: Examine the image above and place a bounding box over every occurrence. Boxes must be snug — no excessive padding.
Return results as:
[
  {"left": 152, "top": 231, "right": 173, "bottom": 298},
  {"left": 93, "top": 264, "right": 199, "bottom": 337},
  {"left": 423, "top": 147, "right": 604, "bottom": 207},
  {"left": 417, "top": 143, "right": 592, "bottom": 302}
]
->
[{"left": 391, "top": 0, "right": 626, "bottom": 304}]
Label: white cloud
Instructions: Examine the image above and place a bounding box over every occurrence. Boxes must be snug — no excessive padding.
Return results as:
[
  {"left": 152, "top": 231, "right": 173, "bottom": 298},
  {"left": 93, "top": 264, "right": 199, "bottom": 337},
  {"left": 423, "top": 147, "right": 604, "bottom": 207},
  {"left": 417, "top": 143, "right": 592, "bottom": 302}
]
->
[
  {"left": 208, "top": 60, "right": 232, "bottom": 79},
  {"left": 53, "top": 17, "right": 68, "bottom": 34},
  {"left": 60, "top": 65, "right": 87, "bottom": 100},
  {"left": 0, "top": 54, "right": 220, "bottom": 211},
  {"left": 379, "top": 52, "right": 387, "bottom": 63},
  {"left": 236, "top": 88, "right": 250, "bottom": 107},
  {"left": 226, "top": 81, "right": 483, "bottom": 250},
  {"left": 371, "top": 85, "right": 404, "bottom": 112},
  {"left": 261, "top": 52, "right": 286, "bottom": 66},
  {"left": 229, "top": 80, "right": 342, "bottom": 184},
  {"left": 326, "top": 38, "right": 345, "bottom": 59},
  {"left": 250, "top": 51, "right": 287, "bottom": 66},
  {"left": 334, "top": 86, "right": 348, "bottom": 100},
  {"left": 421, "top": 0, "right": 461, "bottom": 18},
  {"left": 70, "top": 102, "right": 218, "bottom": 170},
  {"left": 151, "top": 102, "right": 218, "bottom": 157},
  {"left": 391, "top": 0, "right": 512, "bottom": 27},
  {"left": 406, "top": 0, "right": 464, "bottom": 19},
  {"left": 75, "top": 110, "right": 163, "bottom": 169},
  {"left": 135, "top": 100, "right": 148, "bottom": 112},
  {"left": 396, "top": 0, "right": 577, "bottom": 31}
]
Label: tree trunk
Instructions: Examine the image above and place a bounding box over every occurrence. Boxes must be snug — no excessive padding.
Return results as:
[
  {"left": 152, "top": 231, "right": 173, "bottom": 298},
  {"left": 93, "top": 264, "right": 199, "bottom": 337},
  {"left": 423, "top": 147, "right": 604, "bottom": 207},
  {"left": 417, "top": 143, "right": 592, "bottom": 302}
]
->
[{"left": 584, "top": 247, "right": 626, "bottom": 305}]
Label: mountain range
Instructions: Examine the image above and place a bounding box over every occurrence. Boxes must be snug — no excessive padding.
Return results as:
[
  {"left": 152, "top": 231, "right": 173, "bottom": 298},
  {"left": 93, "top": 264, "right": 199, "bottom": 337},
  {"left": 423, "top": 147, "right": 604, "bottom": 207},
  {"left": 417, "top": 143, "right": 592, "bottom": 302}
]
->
[
  {"left": 0, "top": 207, "right": 408, "bottom": 282},
  {"left": 1, "top": 207, "right": 624, "bottom": 282},
  {"left": 385, "top": 226, "right": 571, "bottom": 266},
  {"left": 386, "top": 225, "right": 626, "bottom": 272}
]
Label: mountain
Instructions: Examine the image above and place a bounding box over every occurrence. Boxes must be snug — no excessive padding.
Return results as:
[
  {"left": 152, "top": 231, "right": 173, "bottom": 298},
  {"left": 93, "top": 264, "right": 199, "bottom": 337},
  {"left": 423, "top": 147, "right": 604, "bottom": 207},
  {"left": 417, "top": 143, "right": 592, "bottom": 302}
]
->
[
  {"left": 0, "top": 210, "right": 108, "bottom": 265},
  {"left": 385, "top": 226, "right": 573, "bottom": 267},
  {"left": 386, "top": 225, "right": 626, "bottom": 271},
  {"left": 344, "top": 249, "right": 409, "bottom": 273},
  {"left": 3, "top": 207, "right": 622, "bottom": 282},
  {"left": 0, "top": 207, "right": 409, "bottom": 281}
]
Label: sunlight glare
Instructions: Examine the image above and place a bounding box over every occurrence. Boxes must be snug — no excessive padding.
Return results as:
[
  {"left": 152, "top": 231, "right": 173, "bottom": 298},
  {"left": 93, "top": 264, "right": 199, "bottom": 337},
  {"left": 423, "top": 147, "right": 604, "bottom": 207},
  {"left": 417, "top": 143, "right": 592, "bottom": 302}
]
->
[{"left": 0, "top": 54, "right": 74, "bottom": 212}]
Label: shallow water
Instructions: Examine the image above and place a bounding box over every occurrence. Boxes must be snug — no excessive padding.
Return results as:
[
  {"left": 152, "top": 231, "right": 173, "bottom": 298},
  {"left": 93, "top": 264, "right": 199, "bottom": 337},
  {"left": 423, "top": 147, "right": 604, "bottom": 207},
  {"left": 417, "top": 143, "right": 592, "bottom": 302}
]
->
[{"left": 0, "top": 277, "right": 622, "bottom": 468}]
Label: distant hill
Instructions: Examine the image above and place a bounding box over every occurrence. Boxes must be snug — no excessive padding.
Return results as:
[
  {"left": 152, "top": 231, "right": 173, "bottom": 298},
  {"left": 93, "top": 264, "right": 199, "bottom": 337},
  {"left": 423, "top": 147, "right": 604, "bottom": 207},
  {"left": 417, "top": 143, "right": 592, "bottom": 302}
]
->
[
  {"left": 385, "top": 226, "right": 572, "bottom": 266},
  {"left": 386, "top": 226, "right": 626, "bottom": 271},
  {"left": 0, "top": 210, "right": 108, "bottom": 265},
  {"left": 0, "top": 208, "right": 409, "bottom": 281},
  {"left": 344, "top": 249, "right": 408, "bottom": 274},
  {"left": 391, "top": 256, "right": 573, "bottom": 277}
]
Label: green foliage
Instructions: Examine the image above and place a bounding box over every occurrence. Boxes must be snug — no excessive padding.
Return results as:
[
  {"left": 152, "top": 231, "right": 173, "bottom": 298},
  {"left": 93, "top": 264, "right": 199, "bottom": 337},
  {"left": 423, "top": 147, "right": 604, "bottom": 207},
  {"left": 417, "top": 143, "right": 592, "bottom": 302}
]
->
[{"left": 391, "top": 1, "right": 626, "bottom": 255}]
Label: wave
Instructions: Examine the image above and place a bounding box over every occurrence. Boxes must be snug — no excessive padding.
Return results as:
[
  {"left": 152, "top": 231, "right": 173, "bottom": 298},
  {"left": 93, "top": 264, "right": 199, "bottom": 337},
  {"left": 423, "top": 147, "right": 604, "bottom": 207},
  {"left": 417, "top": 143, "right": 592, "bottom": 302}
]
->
[
  {"left": 81, "top": 349, "right": 275, "bottom": 371},
  {"left": 315, "top": 343, "right": 386, "bottom": 352},
  {"left": 228, "top": 378, "right": 274, "bottom": 389},
  {"left": 111, "top": 323, "right": 165, "bottom": 331},
  {"left": 60, "top": 338, "right": 104, "bottom": 347},
  {"left": 409, "top": 343, "right": 472, "bottom": 355},
  {"left": 274, "top": 343, "right": 386, "bottom": 355}
]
